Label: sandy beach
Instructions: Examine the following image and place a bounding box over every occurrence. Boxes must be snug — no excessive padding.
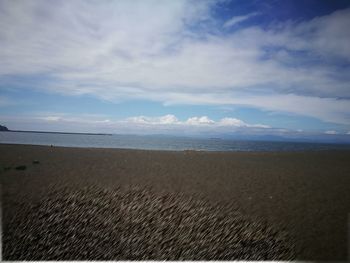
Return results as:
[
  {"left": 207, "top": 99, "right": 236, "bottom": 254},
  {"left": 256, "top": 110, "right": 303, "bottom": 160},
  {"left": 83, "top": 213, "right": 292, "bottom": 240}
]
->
[{"left": 1, "top": 144, "right": 350, "bottom": 260}]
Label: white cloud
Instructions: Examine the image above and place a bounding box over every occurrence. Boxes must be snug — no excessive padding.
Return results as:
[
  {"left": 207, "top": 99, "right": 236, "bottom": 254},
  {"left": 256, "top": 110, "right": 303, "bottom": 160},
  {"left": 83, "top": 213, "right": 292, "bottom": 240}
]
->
[
  {"left": 125, "top": 115, "right": 263, "bottom": 127},
  {"left": 325, "top": 130, "right": 338, "bottom": 135},
  {"left": 0, "top": 1, "right": 350, "bottom": 125},
  {"left": 186, "top": 116, "right": 215, "bottom": 125},
  {"left": 161, "top": 93, "right": 350, "bottom": 125},
  {"left": 1, "top": 113, "right": 270, "bottom": 134},
  {"left": 218, "top": 117, "right": 269, "bottom": 128},
  {"left": 218, "top": 117, "right": 245, "bottom": 126},
  {"left": 223, "top": 12, "right": 259, "bottom": 28},
  {"left": 35, "top": 113, "right": 113, "bottom": 125},
  {"left": 126, "top": 114, "right": 179, "bottom": 125},
  {"left": 158, "top": 114, "right": 179, "bottom": 124},
  {"left": 40, "top": 116, "right": 62, "bottom": 122},
  {"left": 124, "top": 114, "right": 269, "bottom": 130}
]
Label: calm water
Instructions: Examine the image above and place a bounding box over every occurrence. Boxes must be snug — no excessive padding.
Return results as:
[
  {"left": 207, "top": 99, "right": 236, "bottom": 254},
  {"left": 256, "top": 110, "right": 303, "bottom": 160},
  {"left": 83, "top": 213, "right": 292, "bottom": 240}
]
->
[{"left": 1, "top": 131, "right": 350, "bottom": 152}]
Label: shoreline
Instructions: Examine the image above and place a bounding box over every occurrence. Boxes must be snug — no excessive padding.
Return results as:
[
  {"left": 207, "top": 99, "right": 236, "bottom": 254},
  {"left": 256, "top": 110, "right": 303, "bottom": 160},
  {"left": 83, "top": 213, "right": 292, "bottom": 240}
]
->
[
  {"left": 1, "top": 144, "right": 350, "bottom": 260},
  {"left": 1, "top": 142, "right": 350, "bottom": 153}
]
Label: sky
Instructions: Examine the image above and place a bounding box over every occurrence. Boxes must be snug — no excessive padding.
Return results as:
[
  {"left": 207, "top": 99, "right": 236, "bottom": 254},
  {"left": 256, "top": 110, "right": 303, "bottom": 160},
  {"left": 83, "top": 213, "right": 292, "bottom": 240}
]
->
[{"left": 1, "top": 0, "right": 350, "bottom": 141}]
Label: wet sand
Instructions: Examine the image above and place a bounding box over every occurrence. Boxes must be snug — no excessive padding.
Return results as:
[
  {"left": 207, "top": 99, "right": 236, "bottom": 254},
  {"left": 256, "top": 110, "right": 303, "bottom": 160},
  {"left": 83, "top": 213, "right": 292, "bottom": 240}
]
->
[{"left": 1, "top": 144, "right": 350, "bottom": 260}]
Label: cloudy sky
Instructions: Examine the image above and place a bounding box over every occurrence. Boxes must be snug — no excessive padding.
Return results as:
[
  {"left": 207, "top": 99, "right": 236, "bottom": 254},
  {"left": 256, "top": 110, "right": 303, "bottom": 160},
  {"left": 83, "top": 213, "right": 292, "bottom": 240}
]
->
[{"left": 1, "top": 0, "right": 350, "bottom": 140}]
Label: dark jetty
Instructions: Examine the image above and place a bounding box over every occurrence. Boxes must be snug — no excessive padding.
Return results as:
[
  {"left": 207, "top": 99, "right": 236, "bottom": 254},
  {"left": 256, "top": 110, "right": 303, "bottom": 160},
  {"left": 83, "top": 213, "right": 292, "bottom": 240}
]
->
[{"left": 0, "top": 124, "right": 9, "bottom": 131}]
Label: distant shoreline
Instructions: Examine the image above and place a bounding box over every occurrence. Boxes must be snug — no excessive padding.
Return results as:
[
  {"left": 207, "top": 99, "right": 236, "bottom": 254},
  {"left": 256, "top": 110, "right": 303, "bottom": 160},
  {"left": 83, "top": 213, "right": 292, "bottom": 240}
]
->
[
  {"left": 1, "top": 142, "right": 350, "bottom": 154},
  {"left": 1, "top": 129, "right": 350, "bottom": 145}
]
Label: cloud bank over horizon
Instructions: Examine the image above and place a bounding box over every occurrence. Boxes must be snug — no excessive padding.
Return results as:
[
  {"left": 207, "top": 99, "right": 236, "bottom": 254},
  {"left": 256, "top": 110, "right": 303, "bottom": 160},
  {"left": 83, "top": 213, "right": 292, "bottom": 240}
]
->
[
  {"left": 1, "top": 0, "right": 350, "bottom": 136},
  {"left": 2, "top": 112, "right": 350, "bottom": 143},
  {"left": 0, "top": 113, "right": 270, "bottom": 133}
]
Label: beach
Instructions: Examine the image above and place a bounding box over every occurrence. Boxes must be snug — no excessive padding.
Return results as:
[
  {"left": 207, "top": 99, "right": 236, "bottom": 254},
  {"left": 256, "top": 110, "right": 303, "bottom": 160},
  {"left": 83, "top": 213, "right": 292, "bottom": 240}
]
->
[{"left": 1, "top": 144, "right": 350, "bottom": 260}]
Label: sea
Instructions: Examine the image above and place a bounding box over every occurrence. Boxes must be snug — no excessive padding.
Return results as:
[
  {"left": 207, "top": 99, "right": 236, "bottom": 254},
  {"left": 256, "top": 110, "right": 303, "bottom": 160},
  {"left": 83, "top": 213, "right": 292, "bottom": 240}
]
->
[{"left": 1, "top": 131, "right": 350, "bottom": 152}]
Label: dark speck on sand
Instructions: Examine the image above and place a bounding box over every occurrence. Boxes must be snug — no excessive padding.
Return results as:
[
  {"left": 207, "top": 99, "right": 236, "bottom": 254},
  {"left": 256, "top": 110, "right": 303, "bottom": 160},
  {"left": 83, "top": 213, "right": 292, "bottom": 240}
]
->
[{"left": 15, "top": 165, "right": 27, "bottom": 170}]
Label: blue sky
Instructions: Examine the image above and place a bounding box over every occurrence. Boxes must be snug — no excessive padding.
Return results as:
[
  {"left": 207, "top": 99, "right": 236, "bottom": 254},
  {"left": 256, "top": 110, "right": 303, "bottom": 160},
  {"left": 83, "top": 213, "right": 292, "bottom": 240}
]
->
[{"left": 1, "top": 0, "right": 350, "bottom": 141}]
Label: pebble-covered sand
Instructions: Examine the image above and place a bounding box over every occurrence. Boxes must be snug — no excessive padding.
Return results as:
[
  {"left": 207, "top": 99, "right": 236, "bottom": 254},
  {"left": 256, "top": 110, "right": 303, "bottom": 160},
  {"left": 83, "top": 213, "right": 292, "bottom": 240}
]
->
[
  {"left": 3, "top": 186, "right": 295, "bottom": 260},
  {"left": 1, "top": 144, "right": 350, "bottom": 260}
]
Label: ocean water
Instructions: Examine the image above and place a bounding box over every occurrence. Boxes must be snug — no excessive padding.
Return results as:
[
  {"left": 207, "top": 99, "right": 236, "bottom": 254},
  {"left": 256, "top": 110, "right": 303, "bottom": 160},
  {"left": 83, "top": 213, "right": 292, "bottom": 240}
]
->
[{"left": 1, "top": 131, "right": 350, "bottom": 152}]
